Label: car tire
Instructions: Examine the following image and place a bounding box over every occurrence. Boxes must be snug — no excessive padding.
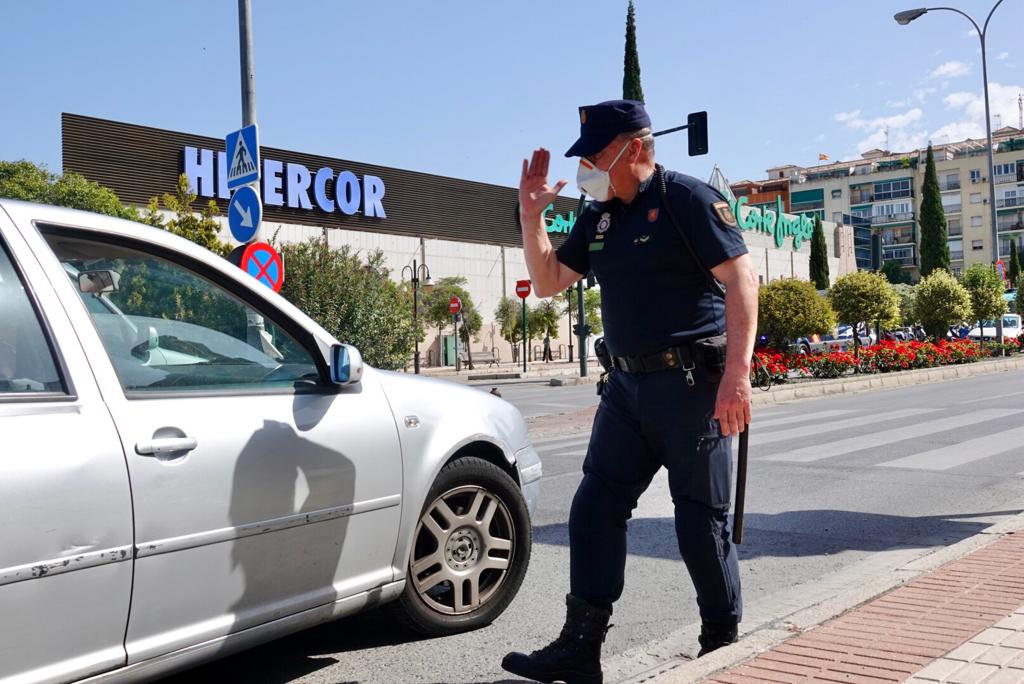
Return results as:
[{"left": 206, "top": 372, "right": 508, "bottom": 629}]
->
[{"left": 389, "top": 456, "right": 531, "bottom": 636}]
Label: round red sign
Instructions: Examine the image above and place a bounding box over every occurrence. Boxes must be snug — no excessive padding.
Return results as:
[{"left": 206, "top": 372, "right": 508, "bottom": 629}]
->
[
  {"left": 515, "top": 280, "right": 531, "bottom": 299},
  {"left": 449, "top": 296, "right": 462, "bottom": 314},
  {"left": 238, "top": 241, "right": 285, "bottom": 293}
]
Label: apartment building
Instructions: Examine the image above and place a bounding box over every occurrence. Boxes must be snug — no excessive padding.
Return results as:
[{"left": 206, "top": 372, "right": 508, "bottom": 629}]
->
[{"left": 754, "top": 127, "right": 1024, "bottom": 279}]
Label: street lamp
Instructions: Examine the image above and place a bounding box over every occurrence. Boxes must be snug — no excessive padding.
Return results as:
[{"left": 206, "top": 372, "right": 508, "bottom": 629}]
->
[
  {"left": 401, "top": 259, "right": 434, "bottom": 373},
  {"left": 895, "top": 0, "right": 1007, "bottom": 343}
]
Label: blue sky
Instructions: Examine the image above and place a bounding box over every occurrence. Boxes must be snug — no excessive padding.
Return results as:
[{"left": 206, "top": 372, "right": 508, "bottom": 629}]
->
[{"left": 1, "top": 1, "right": 1022, "bottom": 193}]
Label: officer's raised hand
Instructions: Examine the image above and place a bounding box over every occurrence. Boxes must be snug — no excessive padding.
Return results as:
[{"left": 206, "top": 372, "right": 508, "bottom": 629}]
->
[{"left": 520, "top": 148, "right": 568, "bottom": 219}]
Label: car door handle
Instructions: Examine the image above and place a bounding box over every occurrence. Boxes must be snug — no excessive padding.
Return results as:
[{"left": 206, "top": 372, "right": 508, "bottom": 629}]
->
[{"left": 135, "top": 437, "right": 198, "bottom": 456}]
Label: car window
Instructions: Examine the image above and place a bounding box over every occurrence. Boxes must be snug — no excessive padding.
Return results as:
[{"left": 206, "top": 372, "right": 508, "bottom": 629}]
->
[
  {"left": 0, "top": 239, "right": 64, "bottom": 395},
  {"left": 41, "top": 231, "right": 321, "bottom": 394}
]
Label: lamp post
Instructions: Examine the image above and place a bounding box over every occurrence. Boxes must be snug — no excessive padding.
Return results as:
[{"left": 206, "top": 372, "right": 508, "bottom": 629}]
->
[
  {"left": 401, "top": 259, "right": 433, "bottom": 373},
  {"left": 896, "top": 2, "right": 1007, "bottom": 344}
]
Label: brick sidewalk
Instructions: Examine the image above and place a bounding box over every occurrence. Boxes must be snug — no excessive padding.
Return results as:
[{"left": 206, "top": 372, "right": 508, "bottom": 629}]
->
[{"left": 702, "top": 532, "right": 1024, "bottom": 684}]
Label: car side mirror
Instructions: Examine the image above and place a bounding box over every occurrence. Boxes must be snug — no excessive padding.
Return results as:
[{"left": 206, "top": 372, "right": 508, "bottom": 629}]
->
[
  {"left": 78, "top": 269, "right": 121, "bottom": 294},
  {"left": 330, "top": 344, "right": 363, "bottom": 385}
]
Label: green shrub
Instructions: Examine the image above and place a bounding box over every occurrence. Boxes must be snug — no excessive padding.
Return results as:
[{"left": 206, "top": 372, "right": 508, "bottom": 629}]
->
[
  {"left": 758, "top": 278, "right": 836, "bottom": 349},
  {"left": 913, "top": 270, "right": 971, "bottom": 339},
  {"left": 277, "top": 236, "right": 417, "bottom": 370}
]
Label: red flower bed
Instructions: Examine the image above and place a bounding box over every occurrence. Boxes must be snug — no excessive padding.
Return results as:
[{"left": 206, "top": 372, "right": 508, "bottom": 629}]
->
[{"left": 752, "top": 339, "right": 987, "bottom": 382}]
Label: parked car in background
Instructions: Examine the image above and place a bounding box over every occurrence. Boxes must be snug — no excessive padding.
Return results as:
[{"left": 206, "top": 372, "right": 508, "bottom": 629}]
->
[
  {"left": 793, "top": 325, "right": 873, "bottom": 355},
  {"left": 0, "top": 200, "right": 540, "bottom": 683},
  {"left": 968, "top": 314, "right": 1022, "bottom": 342}
]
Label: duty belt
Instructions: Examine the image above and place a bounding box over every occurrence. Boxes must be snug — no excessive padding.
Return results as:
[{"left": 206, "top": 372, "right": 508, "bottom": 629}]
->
[{"left": 610, "top": 344, "right": 697, "bottom": 386}]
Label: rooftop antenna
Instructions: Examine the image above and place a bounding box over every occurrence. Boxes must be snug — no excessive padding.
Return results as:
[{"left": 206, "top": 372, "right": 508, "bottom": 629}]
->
[
  {"left": 884, "top": 126, "right": 890, "bottom": 152},
  {"left": 1019, "top": 92, "right": 1023, "bottom": 129},
  {"left": 995, "top": 113, "right": 1002, "bottom": 129}
]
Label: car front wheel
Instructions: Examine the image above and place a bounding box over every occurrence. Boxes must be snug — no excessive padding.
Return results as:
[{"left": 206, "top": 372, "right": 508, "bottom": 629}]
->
[{"left": 390, "top": 456, "right": 531, "bottom": 635}]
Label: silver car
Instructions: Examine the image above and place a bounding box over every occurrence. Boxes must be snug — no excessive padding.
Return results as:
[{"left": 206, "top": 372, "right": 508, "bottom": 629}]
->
[{"left": 0, "top": 200, "right": 541, "bottom": 683}]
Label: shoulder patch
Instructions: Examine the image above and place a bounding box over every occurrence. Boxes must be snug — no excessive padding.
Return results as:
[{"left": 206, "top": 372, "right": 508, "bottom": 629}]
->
[{"left": 713, "top": 201, "right": 738, "bottom": 228}]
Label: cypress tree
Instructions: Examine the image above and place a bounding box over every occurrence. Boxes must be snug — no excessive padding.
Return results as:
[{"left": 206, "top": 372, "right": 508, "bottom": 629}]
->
[
  {"left": 1008, "top": 239, "right": 1021, "bottom": 289},
  {"left": 919, "top": 144, "right": 950, "bottom": 277},
  {"left": 809, "top": 214, "right": 830, "bottom": 290},
  {"left": 622, "top": 1, "right": 644, "bottom": 102}
]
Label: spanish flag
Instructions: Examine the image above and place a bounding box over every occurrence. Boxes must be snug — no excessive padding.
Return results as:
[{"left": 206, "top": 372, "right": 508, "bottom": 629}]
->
[{"left": 819, "top": 153, "right": 830, "bottom": 161}]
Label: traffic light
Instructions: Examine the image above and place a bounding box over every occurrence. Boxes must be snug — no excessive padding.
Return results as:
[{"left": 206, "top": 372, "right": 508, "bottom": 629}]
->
[{"left": 688, "top": 111, "right": 708, "bottom": 157}]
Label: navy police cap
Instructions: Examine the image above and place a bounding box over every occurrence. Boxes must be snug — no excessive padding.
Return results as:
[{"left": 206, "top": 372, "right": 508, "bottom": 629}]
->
[{"left": 565, "top": 99, "right": 652, "bottom": 158}]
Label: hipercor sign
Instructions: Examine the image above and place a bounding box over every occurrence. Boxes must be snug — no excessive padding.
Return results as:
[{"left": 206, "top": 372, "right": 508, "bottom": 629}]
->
[{"left": 184, "top": 146, "right": 388, "bottom": 219}]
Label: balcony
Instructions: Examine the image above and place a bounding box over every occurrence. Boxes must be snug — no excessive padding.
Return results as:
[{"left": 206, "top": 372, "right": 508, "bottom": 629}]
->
[
  {"left": 938, "top": 180, "right": 961, "bottom": 191},
  {"left": 943, "top": 204, "right": 962, "bottom": 214},
  {"left": 950, "top": 251, "right": 965, "bottom": 261},
  {"left": 996, "top": 196, "right": 1024, "bottom": 209},
  {"left": 994, "top": 173, "right": 1018, "bottom": 185},
  {"left": 882, "top": 249, "right": 917, "bottom": 266},
  {"left": 871, "top": 190, "right": 914, "bottom": 202},
  {"left": 870, "top": 212, "right": 915, "bottom": 225}
]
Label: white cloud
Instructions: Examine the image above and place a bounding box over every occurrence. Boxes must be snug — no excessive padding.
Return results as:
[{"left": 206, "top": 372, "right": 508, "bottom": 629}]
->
[
  {"left": 886, "top": 98, "right": 911, "bottom": 109},
  {"left": 930, "top": 61, "right": 970, "bottom": 79},
  {"left": 835, "top": 106, "right": 927, "bottom": 153},
  {"left": 913, "top": 87, "right": 938, "bottom": 103},
  {"left": 815, "top": 133, "right": 826, "bottom": 142},
  {"left": 997, "top": 51, "right": 1010, "bottom": 61},
  {"left": 966, "top": 28, "right": 978, "bottom": 38},
  {"left": 834, "top": 110, "right": 862, "bottom": 124},
  {"left": 933, "top": 81, "right": 1024, "bottom": 142}
]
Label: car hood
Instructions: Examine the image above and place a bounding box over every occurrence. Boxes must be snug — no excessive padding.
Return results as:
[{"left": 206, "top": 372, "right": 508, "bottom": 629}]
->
[{"left": 373, "top": 370, "right": 531, "bottom": 453}]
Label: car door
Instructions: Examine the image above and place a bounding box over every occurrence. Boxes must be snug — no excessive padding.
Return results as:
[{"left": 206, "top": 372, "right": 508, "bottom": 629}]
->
[
  {"left": 0, "top": 213, "right": 133, "bottom": 684},
  {"left": 27, "top": 220, "right": 403, "bottom": 664}
]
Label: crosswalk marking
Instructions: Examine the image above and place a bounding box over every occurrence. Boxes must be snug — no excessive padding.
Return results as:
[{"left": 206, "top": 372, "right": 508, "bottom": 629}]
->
[
  {"left": 745, "top": 408, "right": 934, "bottom": 448},
  {"left": 877, "top": 424, "right": 1024, "bottom": 471},
  {"left": 753, "top": 409, "right": 854, "bottom": 429},
  {"left": 763, "top": 409, "right": 1024, "bottom": 463},
  {"left": 957, "top": 390, "right": 1024, "bottom": 405}
]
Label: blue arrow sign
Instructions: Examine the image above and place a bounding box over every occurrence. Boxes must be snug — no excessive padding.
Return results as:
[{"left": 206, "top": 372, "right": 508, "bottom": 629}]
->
[
  {"left": 225, "top": 124, "right": 260, "bottom": 190},
  {"left": 228, "top": 185, "right": 262, "bottom": 243}
]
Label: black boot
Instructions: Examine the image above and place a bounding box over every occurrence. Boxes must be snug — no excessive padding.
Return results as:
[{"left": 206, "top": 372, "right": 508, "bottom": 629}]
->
[
  {"left": 501, "top": 594, "right": 612, "bottom": 684},
  {"left": 697, "top": 621, "right": 738, "bottom": 657}
]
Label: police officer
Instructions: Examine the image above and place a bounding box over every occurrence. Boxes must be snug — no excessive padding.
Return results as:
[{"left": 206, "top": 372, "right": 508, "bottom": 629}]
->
[{"left": 502, "top": 100, "right": 759, "bottom": 684}]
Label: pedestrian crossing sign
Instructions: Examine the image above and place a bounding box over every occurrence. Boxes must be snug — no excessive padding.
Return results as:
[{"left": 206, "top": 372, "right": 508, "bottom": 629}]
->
[{"left": 225, "top": 124, "right": 260, "bottom": 190}]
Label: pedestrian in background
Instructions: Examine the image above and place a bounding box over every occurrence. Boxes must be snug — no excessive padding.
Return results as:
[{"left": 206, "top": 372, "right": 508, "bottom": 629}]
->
[
  {"left": 503, "top": 100, "right": 759, "bottom": 684},
  {"left": 543, "top": 333, "right": 553, "bottom": 362}
]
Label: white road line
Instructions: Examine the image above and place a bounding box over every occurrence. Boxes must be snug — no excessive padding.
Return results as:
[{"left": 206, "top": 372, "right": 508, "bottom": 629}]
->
[
  {"left": 753, "top": 409, "right": 855, "bottom": 429},
  {"left": 763, "top": 409, "right": 1024, "bottom": 464},
  {"left": 956, "top": 390, "right": 1024, "bottom": 405},
  {"left": 741, "top": 408, "right": 934, "bottom": 448},
  {"left": 878, "top": 424, "right": 1024, "bottom": 471}
]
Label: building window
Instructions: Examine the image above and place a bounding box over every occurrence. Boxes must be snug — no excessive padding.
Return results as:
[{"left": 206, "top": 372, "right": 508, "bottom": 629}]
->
[
  {"left": 831, "top": 189, "right": 842, "bottom": 199},
  {"left": 994, "top": 162, "right": 1017, "bottom": 177},
  {"left": 948, "top": 218, "right": 962, "bottom": 236},
  {"left": 971, "top": 215, "right": 984, "bottom": 228},
  {"left": 970, "top": 169, "right": 982, "bottom": 182},
  {"left": 942, "top": 173, "right": 960, "bottom": 191},
  {"left": 972, "top": 239, "right": 984, "bottom": 250},
  {"left": 952, "top": 267, "right": 963, "bottom": 277},
  {"left": 970, "top": 192, "right": 982, "bottom": 204},
  {"left": 873, "top": 179, "right": 912, "bottom": 201}
]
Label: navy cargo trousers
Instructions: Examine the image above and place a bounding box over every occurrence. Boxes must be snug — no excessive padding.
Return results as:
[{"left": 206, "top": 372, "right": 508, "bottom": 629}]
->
[{"left": 568, "top": 366, "right": 742, "bottom": 626}]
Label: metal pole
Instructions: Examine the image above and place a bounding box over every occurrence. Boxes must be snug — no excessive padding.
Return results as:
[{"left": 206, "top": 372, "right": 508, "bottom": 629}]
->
[
  {"left": 238, "top": 0, "right": 257, "bottom": 128},
  {"left": 575, "top": 193, "right": 589, "bottom": 377},
  {"left": 521, "top": 298, "right": 527, "bottom": 373},
  {"left": 979, "top": 17, "right": 1005, "bottom": 348},
  {"left": 454, "top": 314, "right": 460, "bottom": 373},
  {"left": 566, "top": 288, "right": 574, "bottom": 363},
  {"left": 412, "top": 260, "right": 420, "bottom": 374}
]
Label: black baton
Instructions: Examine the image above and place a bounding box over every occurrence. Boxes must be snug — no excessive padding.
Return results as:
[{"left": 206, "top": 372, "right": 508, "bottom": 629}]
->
[{"left": 732, "top": 424, "right": 749, "bottom": 544}]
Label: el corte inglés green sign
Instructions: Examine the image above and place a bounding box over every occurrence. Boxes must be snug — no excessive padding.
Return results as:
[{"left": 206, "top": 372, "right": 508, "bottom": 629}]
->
[{"left": 728, "top": 196, "right": 815, "bottom": 251}]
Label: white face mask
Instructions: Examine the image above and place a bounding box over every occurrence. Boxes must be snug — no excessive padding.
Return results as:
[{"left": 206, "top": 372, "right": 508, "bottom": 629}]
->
[{"left": 576, "top": 140, "right": 631, "bottom": 201}]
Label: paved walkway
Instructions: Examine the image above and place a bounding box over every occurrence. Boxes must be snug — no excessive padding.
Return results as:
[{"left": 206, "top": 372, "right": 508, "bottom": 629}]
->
[{"left": 699, "top": 532, "right": 1024, "bottom": 684}]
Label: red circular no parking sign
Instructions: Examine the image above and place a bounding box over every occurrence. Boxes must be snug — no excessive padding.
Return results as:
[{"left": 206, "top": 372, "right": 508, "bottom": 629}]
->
[{"left": 238, "top": 241, "right": 285, "bottom": 292}]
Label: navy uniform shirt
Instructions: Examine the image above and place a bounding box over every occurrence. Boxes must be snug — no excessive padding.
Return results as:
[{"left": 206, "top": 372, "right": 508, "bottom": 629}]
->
[{"left": 556, "top": 169, "right": 748, "bottom": 357}]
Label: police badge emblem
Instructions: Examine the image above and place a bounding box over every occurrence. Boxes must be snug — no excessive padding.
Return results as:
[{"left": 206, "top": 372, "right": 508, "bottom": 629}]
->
[
  {"left": 712, "top": 202, "right": 739, "bottom": 228},
  {"left": 597, "top": 212, "right": 611, "bottom": 234}
]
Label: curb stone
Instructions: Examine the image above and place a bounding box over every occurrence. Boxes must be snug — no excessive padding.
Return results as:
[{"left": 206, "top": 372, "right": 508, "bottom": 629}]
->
[{"left": 612, "top": 512, "right": 1024, "bottom": 683}]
